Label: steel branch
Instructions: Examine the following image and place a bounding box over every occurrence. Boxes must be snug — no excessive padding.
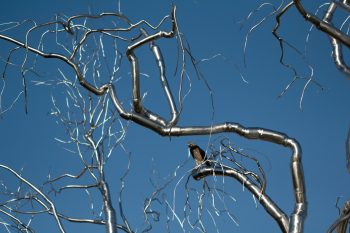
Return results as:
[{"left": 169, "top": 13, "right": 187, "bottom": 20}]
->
[
  {"left": 45, "top": 165, "right": 97, "bottom": 183},
  {"left": 125, "top": 6, "right": 177, "bottom": 127},
  {"left": 147, "top": 29, "right": 179, "bottom": 126},
  {"left": 293, "top": 0, "right": 350, "bottom": 48},
  {"left": 99, "top": 180, "right": 118, "bottom": 233},
  {"left": 327, "top": 200, "right": 350, "bottom": 233},
  {"left": 192, "top": 163, "right": 289, "bottom": 233},
  {"left": 0, "top": 164, "right": 66, "bottom": 233},
  {"left": 53, "top": 213, "right": 133, "bottom": 233},
  {"left": 0, "top": 33, "right": 109, "bottom": 95},
  {"left": 0, "top": 208, "right": 35, "bottom": 232},
  {"left": 109, "top": 90, "right": 308, "bottom": 233},
  {"left": 322, "top": 2, "right": 350, "bottom": 76}
]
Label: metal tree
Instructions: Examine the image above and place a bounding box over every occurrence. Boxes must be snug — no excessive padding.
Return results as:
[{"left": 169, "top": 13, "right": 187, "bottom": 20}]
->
[{"left": 0, "top": 1, "right": 348, "bottom": 233}]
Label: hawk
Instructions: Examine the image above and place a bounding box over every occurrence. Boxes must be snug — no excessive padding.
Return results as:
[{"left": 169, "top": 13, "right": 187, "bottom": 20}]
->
[{"left": 188, "top": 142, "right": 209, "bottom": 166}]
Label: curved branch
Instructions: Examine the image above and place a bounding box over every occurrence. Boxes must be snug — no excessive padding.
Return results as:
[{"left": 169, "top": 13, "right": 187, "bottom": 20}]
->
[
  {"left": 45, "top": 165, "right": 97, "bottom": 184},
  {"left": 322, "top": 2, "right": 350, "bottom": 76},
  {"left": 0, "top": 208, "right": 35, "bottom": 233},
  {"left": 0, "top": 33, "right": 109, "bottom": 95},
  {"left": 192, "top": 163, "right": 289, "bottom": 233}
]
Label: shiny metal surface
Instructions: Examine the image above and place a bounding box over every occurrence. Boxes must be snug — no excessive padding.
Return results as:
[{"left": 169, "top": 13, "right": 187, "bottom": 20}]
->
[
  {"left": 192, "top": 164, "right": 290, "bottom": 233},
  {"left": 323, "top": 2, "right": 350, "bottom": 76},
  {"left": 293, "top": 0, "right": 350, "bottom": 77},
  {"left": 0, "top": 4, "right": 312, "bottom": 233},
  {"left": 327, "top": 200, "right": 350, "bottom": 233}
]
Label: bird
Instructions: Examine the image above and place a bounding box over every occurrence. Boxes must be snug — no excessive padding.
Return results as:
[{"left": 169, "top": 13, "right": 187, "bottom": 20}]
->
[{"left": 188, "top": 142, "right": 209, "bottom": 166}]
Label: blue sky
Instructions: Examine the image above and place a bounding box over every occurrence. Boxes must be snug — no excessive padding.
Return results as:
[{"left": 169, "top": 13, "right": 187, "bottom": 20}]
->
[{"left": 0, "top": 1, "right": 350, "bottom": 232}]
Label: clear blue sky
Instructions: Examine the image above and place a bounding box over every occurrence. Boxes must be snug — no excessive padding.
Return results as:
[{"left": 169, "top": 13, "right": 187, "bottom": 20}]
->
[{"left": 0, "top": 1, "right": 350, "bottom": 232}]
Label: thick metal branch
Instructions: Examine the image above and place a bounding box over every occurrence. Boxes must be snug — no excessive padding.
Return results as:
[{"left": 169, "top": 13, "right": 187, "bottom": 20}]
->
[
  {"left": 99, "top": 180, "right": 118, "bottom": 233},
  {"left": 148, "top": 31, "right": 179, "bottom": 126},
  {"left": 192, "top": 163, "right": 289, "bottom": 233},
  {"left": 293, "top": 0, "right": 350, "bottom": 48},
  {"left": 125, "top": 7, "right": 178, "bottom": 127},
  {"left": 322, "top": 2, "right": 350, "bottom": 76},
  {"left": 274, "top": 1, "right": 350, "bottom": 77},
  {"left": 110, "top": 89, "right": 308, "bottom": 233}
]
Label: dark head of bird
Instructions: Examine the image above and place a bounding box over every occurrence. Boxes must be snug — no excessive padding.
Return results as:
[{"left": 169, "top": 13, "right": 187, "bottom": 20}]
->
[{"left": 188, "top": 142, "right": 198, "bottom": 150}]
